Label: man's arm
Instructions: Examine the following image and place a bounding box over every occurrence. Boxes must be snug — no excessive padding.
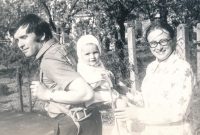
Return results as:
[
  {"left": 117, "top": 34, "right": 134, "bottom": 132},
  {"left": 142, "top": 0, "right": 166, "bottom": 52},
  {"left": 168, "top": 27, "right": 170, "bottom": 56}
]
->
[
  {"left": 52, "top": 77, "right": 94, "bottom": 104},
  {"left": 31, "top": 52, "right": 94, "bottom": 104},
  {"left": 31, "top": 77, "right": 94, "bottom": 104}
]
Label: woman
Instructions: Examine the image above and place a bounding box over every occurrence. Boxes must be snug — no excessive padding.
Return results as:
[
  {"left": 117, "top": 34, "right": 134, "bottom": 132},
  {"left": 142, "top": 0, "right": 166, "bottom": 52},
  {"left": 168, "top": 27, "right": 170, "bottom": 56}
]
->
[{"left": 114, "top": 20, "right": 196, "bottom": 135}]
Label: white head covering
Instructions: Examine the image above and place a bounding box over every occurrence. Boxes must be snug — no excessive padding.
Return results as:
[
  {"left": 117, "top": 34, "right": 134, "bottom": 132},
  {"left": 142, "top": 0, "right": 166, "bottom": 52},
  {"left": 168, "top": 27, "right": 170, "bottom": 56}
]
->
[
  {"left": 77, "top": 35, "right": 101, "bottom": 62},
  {"left": 76, "top": 35, "right": 105, "bottom": 73}
]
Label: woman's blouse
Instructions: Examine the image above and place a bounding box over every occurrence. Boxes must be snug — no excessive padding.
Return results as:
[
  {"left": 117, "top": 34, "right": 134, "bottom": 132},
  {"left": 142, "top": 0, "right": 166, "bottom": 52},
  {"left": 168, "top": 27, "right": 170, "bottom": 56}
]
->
[{"left": 138, "top": 52, "right": 196, "bottom": 125}]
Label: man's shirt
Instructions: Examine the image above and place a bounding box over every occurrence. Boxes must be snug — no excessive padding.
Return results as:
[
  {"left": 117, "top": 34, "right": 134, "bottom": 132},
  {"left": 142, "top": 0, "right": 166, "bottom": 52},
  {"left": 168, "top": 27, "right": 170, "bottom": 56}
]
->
[{"left": 36, "top": 38, "right": 80, "bottom": 118}]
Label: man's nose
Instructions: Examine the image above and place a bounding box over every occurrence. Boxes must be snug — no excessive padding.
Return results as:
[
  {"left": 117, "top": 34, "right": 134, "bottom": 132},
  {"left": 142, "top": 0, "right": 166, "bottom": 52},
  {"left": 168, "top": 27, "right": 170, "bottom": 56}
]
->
[{"left": 18, "top": 40, "right": 25, "bottom": 49}]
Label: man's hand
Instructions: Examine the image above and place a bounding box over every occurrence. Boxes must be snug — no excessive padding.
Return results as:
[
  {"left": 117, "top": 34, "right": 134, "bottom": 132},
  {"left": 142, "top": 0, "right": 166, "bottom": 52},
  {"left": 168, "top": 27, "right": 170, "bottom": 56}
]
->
[
  {"left": 30, "top": 81, "right": 51, "bottom": 101},
  {"left": 114, "top": 106, "right": 138, "bottom": 122}
]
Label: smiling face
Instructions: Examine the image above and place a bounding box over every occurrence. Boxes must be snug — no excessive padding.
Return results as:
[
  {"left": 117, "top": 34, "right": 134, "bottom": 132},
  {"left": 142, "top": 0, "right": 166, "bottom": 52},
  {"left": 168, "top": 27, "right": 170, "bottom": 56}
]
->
[
  {"left": 81, "top": 43, "right": 100, "bottom": 66},
  {"left": 147, "top": 29, "right": 174, "bottom": 62},
  {"left": 14, "top": 25, "right": 42, "bottom": 57}
]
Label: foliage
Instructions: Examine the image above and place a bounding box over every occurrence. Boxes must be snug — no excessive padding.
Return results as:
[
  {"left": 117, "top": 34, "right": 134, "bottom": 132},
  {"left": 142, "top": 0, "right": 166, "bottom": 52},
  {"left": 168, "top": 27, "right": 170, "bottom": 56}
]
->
[
  {"left": 100, "top": 110, "right": 114, "bottom": 124},
  {"left": 0, "top": 83, "right": 9, "bottom": 96},
  {"left": 0, "top": 0, "right": 41, "bottom": 79},
  {"left": 0, "top": 0, "right": 200, "bottom": 85}
]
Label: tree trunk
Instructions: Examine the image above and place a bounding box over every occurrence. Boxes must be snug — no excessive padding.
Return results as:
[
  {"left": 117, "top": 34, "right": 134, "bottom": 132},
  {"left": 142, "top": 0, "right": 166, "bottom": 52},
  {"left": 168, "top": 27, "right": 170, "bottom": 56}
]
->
[
  {"left": 118, "top": 21, "right": 126, "bottom": 44},
  {"left": 16, "top": 66, "right": 23, "bottom": 112},
  {"left": 158, "top": 0, "right": 168, "bottom": 22},
  {"left": 27, "top": 62, "right": 32, "bottom": 112},
  {"left": 116, "top": 21, "right": 125, "bottom": 61}
]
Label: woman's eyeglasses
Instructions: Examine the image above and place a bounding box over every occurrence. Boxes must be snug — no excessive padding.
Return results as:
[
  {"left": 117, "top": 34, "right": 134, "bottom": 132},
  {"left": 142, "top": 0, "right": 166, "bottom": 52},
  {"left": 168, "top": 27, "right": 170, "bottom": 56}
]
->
[{"left": 149, "top": 39, "right": 171, "bottom": 48}]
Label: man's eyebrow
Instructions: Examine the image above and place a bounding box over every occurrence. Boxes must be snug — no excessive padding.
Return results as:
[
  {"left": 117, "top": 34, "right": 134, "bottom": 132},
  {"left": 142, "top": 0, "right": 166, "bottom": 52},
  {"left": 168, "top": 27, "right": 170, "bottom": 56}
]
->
[{"left": 19, "top": 35, "right": 28, "bottom": 38}]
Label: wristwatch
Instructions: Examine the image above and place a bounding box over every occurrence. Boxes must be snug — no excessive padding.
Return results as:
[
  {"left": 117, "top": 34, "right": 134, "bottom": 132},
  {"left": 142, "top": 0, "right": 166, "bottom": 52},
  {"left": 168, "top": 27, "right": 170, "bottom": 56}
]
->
[{"left": 49, "top": 90, "right": 55, "bottom": 101}]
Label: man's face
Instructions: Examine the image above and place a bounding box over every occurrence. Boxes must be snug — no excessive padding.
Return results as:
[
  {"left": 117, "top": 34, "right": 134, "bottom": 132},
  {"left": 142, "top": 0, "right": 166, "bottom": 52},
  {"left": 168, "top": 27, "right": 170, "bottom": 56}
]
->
[
  {"left": 14, "top": 25, "right": 42, "bottom": 57},
  {"left": 81, "top": 43, "right": 100, "bottom": 66}
]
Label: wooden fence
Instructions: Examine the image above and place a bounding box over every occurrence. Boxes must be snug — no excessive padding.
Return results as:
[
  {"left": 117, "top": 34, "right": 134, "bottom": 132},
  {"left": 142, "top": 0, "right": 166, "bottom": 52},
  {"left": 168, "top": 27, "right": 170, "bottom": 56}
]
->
[{"left": 197, "top": 23, "right": 200, "bottom": 81}]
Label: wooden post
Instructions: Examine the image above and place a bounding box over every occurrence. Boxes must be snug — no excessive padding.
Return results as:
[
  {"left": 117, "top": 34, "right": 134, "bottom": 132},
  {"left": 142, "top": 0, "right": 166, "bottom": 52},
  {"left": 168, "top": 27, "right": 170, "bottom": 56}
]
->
[
  {"left": 176, "top": 24, "right": 190, "bottom": 62},
  {"left": 196, "top": 23, "right": 200, "bottom": 81},
  {"left": 61, "top": 28, "right": 65, "bottom": 44},
  {"left": 127, "top": 26, "right": 139, "bottom": 92},
  {"left": 16, "top": 66, "right": 23, "bottom": 112},
  {"left": 27, "top": 63, "right": 32, "bottom": 112},
  {"left": 141, "top": 19, "right": 150, "bottom": 37}
]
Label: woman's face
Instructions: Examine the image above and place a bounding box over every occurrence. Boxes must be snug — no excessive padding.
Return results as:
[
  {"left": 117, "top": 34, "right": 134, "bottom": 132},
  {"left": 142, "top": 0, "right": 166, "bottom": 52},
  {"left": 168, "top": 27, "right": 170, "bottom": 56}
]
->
[{"left": 147, "top": 29, "right": 174, "bottom": 62}]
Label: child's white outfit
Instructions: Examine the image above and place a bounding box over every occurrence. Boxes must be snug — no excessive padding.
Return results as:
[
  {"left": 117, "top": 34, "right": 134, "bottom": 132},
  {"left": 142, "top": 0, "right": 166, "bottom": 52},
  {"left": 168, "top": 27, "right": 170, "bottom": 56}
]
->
[
  {"left": 77, "top": 61, "right": 119, "bottom": 107},
  {"left": 76, "top": 35, "right": 119, "bottom": 107}
]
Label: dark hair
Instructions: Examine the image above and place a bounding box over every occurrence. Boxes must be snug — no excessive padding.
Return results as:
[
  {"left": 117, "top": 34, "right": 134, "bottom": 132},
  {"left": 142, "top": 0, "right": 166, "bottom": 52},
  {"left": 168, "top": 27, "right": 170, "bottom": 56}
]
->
[
  {"left": 9, "top": 14, "right": 53, "bottom": 42},
  {"left": 145, "top": 19, "right": 175, "bottom": 42}
]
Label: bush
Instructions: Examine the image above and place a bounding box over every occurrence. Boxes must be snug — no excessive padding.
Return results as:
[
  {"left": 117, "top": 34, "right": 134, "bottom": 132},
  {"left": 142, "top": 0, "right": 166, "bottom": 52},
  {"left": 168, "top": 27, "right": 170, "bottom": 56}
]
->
[{"left": 0, "top": 84, "right": 9, "bottom": 96}]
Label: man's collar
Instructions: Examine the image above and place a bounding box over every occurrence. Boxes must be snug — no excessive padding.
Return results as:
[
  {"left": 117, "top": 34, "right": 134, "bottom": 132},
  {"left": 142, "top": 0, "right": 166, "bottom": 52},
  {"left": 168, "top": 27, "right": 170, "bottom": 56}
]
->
[{"left": 36, "top": 38, "right": 58, "bottom": 60}]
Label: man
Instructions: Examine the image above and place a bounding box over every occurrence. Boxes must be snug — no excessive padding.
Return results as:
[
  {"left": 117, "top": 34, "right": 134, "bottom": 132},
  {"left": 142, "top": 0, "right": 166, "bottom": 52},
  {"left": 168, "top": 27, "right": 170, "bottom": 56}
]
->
[{"left": 10, "top": 14, "right": 102, "bottom": 135}]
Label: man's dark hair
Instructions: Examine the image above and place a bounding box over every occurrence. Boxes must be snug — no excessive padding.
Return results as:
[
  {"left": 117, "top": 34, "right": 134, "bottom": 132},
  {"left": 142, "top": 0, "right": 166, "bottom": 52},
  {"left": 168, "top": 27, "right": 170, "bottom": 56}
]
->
[{"left": 9, "top": 14, "right": 53, "bottom": 42}]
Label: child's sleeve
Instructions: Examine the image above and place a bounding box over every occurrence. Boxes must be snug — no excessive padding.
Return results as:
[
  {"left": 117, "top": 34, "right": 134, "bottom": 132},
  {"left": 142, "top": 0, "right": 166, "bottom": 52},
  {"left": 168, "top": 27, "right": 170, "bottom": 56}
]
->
[{"left": 80, "top": 71, "right": 104, "bottom": 88}]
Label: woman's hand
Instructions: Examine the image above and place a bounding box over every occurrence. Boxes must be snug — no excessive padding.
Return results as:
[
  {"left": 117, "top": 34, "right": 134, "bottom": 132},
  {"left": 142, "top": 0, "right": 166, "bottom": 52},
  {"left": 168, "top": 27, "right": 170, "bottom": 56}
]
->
[{"left": 114, "top": 106, "right": 138, "bottom": 121}]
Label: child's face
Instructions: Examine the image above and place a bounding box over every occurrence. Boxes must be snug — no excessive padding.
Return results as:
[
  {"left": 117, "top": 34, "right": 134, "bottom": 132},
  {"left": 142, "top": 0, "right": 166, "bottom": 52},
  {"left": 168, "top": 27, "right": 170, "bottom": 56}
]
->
[{"left": 81, "top": 43, "right": 100, "bottom": 66}]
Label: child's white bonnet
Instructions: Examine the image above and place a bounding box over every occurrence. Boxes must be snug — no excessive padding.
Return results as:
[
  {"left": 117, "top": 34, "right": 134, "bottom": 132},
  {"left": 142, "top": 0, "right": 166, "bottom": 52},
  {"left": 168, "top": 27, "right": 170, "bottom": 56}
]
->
[{"left": 77, "top": 35, "right": 101, "bottom": 59}]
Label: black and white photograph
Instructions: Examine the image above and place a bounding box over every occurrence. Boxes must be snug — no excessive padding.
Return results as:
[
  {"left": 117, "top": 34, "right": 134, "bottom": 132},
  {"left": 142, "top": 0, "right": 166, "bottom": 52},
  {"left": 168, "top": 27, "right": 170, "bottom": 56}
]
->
[{"left": 0, "top": 0, "right": 200, "bottom": 135}]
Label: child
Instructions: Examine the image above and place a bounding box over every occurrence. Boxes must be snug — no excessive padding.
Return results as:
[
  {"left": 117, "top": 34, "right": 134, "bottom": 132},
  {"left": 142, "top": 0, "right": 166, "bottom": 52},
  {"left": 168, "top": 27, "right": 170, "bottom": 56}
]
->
[
  {"left": 76, "top": 34, "right": 119, "bottom": 107},
  {"left": 76, "top": 35, "right": 143, "bottom": 134}
]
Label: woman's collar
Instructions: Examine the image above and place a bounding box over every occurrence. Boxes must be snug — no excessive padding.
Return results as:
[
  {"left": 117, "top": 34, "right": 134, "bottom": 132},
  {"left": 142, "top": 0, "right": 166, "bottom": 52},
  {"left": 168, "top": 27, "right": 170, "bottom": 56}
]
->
[{"left": 154, "top": 51, "right": 177, "bottom": 68}]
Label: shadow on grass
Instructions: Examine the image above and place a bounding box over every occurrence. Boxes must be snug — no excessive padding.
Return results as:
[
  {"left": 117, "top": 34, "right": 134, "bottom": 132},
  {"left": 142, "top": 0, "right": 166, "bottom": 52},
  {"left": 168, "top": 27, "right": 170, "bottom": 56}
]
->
[
  {"left": 0, "top": 99, "right": 13, "bottom": 104},
  {"left": 0, "top": 88, "right": 15, "bottom": 96},
  {"left": 0, "top": 68, "right": 16, "bottom": 78}
]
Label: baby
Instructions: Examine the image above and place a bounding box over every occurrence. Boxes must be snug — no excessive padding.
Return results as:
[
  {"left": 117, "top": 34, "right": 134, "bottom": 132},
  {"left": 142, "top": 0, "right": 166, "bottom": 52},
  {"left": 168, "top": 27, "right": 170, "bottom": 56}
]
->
[
  {"left": 76, "top": 35, "right": 143, "bottom": 134},
  {"left": 76, "top": 34, "right": 119, "bottom": 107}
]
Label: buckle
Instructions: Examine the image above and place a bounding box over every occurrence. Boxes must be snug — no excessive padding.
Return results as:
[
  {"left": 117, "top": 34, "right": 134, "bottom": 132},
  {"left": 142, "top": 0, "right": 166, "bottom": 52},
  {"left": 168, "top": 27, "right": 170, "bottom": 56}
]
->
[{"left": 71, "top": 108, "right": 93, "bottom": 122}]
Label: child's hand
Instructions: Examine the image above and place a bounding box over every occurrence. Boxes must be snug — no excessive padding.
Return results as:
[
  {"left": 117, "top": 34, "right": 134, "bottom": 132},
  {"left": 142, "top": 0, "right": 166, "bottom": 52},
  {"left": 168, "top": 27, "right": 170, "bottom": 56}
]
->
[
  {"left": 101, "top": 70, "right": 114, "bottom": 79},
  {"left": 101, "top": 70, "right": 115, "bottom": 88},
  {"left": 126, "top": 92, "right": 134, "bottom": 100},
  {"left": 116, "top": 81, "right": 130, "bottom": 95}
]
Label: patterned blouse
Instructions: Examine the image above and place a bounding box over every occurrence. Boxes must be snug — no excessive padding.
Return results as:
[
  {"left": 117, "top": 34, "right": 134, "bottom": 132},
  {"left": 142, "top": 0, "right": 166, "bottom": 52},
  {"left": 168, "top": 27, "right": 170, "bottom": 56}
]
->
[{"left": 137, "top": 52, "right": 196, "bottom": 135}]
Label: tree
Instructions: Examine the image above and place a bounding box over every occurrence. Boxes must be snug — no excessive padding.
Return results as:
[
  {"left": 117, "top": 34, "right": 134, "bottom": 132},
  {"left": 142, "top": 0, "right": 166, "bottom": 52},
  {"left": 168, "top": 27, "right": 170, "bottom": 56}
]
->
[
  {"left": 0, "top": 0, "right": 42, "bottom": 111},
  {"left": 2, "top": 0, "right": 200, "bottom": 80}
]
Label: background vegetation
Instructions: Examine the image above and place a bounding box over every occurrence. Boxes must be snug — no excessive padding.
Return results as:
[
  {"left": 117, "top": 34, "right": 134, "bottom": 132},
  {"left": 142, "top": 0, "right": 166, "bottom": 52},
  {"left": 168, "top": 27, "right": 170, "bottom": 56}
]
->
[{"left": 0, "top": 0, "right": 200, "bottom": 134}]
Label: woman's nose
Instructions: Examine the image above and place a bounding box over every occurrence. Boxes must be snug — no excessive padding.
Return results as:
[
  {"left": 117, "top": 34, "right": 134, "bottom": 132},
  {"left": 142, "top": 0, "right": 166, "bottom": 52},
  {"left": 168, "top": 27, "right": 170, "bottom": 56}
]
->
[{"left": 155, "top": 43, "right": 163, "bottom": 50}]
